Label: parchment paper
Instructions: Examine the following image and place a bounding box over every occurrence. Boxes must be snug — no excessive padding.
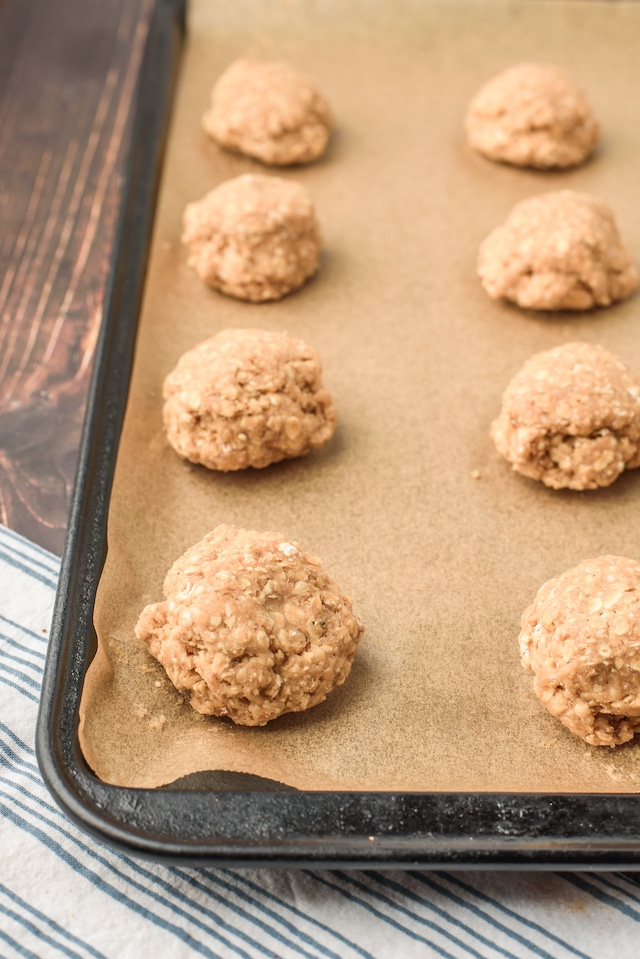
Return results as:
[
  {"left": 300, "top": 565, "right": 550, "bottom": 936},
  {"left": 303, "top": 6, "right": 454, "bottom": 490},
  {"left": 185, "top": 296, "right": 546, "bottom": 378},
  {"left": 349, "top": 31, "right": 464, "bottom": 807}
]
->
[{"left": 80, "top": 0, "right": 640, "bottom": 791}]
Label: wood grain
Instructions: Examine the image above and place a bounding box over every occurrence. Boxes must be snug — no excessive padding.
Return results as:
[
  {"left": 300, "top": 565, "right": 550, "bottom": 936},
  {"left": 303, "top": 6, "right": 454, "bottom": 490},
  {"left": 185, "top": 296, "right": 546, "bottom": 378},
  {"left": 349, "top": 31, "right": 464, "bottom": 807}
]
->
[{"left": 0, "top": 0, "right": 154, "bottom": 554}]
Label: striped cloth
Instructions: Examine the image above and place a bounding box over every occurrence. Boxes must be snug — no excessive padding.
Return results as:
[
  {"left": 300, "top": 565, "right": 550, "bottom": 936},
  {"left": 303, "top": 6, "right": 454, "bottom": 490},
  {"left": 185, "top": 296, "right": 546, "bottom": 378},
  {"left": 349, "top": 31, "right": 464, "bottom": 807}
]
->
[{"left": 2, "top": 524, "right": 640, "bottom": 959}]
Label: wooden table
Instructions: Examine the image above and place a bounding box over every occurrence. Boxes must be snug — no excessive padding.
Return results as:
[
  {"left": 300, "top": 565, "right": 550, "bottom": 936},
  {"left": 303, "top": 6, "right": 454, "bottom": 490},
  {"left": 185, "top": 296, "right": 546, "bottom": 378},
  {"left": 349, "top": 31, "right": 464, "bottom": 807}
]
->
[{"left": 0, "top": 0, "right": 154, "bottom": 555}]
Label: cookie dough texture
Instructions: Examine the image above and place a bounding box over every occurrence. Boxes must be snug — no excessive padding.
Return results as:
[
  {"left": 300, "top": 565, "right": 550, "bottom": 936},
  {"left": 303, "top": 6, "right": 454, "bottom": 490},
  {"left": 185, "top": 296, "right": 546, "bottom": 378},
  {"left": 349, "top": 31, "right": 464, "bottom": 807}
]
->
[
  {"left": 135, "top": 525, "right": 365, "bottom": 726},
  {"left": 520, "top": 556, "right": 640, "bottom": 746},
  {"left": 202, "top": 59, "right": 332, "bottom": 166},
  {"left": 466, "top": 62, "right": 599, "bottom": 169},
  {"left": 491, "top": 342, "right": 640, "bottom": 490},
  {"left": 478, "top": 191, "right": 638, "bottom": 311},
  {"left": 163, "top": 328, "right": 336, "bottom": 472},
  {"left": 182, "top": 174, "right": 321, "bottom": 302}
]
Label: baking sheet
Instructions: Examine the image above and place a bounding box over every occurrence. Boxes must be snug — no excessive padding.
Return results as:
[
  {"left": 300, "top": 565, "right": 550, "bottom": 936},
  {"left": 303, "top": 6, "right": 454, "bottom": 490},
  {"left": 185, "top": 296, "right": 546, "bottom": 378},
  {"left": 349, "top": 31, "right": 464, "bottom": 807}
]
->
[{"left": 80, "top": 0, "right": 640, "bottom": 792}]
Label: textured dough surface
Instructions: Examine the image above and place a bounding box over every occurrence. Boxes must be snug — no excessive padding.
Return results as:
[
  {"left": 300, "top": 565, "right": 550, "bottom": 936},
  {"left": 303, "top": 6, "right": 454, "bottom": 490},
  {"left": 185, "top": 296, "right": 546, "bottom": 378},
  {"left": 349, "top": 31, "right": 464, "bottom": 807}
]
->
[
  {"left": 466, "top": 62, "right": 599, "bottom": 169},
  {"left": 163, "top": 328, "right": 337, "bottom": 472},
  {"left": 202, "top": 59, "right": 332, "bottom": 166},
  {"left": 491, "top": 342, "right": 640, "bottom": 490},
  {"left": 478, "top": 190, "right": 638, "bottom": 311},
  {"left": 182, "top": 174, "right": 321, "bottom": 302},
  {"left": 520, "top": 556, "right": 640, "bottom": 746},
  {"left": 135, "top": 525, "right": 364, "bottom": 726}
]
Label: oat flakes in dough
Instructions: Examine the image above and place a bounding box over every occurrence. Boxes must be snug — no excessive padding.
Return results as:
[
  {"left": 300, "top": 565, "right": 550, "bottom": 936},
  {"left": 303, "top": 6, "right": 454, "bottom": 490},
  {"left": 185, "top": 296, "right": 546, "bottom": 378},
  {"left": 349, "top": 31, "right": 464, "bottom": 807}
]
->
[
  {"left": 520, "top": 556, "right": 640, "bottom": 747},
  {"left": 466, "top": 62, "right": 599, "bottom": 169},
  {"left": 491, "top": 342, "right": 640, "bottom": 490},
  {"left": 163, "top": 328, "right": 336, "bottom": 472},
  {"left": 181, "top": 174, "right": 321, "bottom": 302},
  {"left": 202, "top": 59, "right": 332, "bottom": 166},
  {"left": 135, "top": 525, "right": 364, "bottom": 726},
  {"left": 478, "top": 191, "right": 638, "bottom": 311}
]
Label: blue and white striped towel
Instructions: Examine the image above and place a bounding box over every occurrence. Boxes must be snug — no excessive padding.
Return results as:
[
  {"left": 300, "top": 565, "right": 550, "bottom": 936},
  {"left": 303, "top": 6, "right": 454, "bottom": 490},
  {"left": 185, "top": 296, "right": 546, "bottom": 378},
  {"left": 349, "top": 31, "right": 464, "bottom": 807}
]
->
[{"left": 2, "top": 521, "right": 640, "bottom": 959}]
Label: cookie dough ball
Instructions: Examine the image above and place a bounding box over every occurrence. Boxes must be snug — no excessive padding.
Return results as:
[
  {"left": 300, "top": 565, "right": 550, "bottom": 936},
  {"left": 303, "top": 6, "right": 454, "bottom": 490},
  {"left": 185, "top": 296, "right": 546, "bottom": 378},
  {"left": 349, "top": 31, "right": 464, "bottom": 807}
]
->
[
  {"left": 182, "top": 174, "right": 321, "bottom": 302},
  {"left": 491, "top": 342, "right": 640, "bottom": 490},
  {"left": 135, "top": 525, "right": 365, "bottom": 726},
  {"left": 202, "top": 59, "right": 332, "bottom": 166},
  {"left": 478, "top": 191, "right": 638, "bottom": 311},
  {"left": 163, "top": 328, "right": 337, "bottom": 472},
  {"left": 520, "top": 556, "right": 640, "bottom": 746},
  {"left": 465, "top": 62, "right": 599, "bottom": 169}
]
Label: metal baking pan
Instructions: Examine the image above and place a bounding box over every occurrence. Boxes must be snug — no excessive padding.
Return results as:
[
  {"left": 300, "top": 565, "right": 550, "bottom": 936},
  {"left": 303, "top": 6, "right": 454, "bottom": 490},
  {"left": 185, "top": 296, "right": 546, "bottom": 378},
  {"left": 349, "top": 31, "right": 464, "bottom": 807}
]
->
[{"left": 36, "top": 0, "right": 640, "bottom": 867}]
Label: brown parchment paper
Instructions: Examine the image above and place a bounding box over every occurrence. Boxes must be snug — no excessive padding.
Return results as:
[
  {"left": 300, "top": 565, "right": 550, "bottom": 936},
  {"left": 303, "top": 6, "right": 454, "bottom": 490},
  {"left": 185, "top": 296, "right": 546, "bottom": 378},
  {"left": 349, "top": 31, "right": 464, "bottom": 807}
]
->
[{"left": 80, "top": 0, "right": 640, "bottom": 792}]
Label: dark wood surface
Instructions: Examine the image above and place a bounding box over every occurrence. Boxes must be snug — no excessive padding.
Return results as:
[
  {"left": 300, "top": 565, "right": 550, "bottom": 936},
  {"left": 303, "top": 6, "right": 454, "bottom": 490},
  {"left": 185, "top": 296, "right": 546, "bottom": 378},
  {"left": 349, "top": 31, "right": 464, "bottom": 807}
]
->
[{"left": 0, "top": 0, "right": 154, "bottom": 555}]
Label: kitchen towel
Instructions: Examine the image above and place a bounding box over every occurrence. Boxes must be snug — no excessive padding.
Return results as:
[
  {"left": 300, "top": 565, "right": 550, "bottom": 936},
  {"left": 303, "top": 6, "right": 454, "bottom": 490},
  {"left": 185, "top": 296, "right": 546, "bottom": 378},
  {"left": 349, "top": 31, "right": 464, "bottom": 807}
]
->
[{"left": 1, "top": 522, "right": 639, "bottom": 959}]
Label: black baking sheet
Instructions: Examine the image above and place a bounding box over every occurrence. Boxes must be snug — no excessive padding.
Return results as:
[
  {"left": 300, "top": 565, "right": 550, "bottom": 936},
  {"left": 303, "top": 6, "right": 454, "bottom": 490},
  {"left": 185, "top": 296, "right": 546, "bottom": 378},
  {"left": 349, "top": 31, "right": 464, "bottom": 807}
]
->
[{"left": 36, "top": 0, "right": 640, "bottom": 866}]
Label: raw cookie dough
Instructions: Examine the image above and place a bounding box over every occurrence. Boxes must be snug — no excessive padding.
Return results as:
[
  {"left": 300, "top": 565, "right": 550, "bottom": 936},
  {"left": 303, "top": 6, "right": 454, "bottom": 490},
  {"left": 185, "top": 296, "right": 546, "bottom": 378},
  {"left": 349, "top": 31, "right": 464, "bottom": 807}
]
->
[
  {"left": 465, "top": 62, "right": 599, "bottom": 169},
  {"left": 491, "top": 342, "right": 640, "bottom": 490},
  {"left": 135, "top": 525, "right": 365, "bottom": 726},
  {"left": 520, "top": 555, "right": 640, "bottom": 746},
  {"left": 491, "top": 343, "right": 640, "bottom": 490},
  {"left": 478, "top": 191, "right": 638, "bottom": 311},
  {"left": 163, "top": 328, "right": 337, "bottom": 472},
  {"left": 182, "top": 174, "right": 321, "bottom": 302},
  {"left": 202, "top": 59, "right": 332, "bottom": 166}
]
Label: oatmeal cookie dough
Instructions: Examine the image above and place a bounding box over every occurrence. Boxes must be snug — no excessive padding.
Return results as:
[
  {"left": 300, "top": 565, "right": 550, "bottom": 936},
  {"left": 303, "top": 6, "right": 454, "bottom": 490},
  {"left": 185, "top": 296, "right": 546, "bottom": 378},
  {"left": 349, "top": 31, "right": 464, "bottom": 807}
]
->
[
  {"left": 163, "top": 328, "right": 337, "bottom": 472},
  {"left": 491, "top": 342, "right": 640, "bottom": 490},
  {"left": 465, "top": 62, "right": 599, "bottom": 169},
  {"left": 135, "top": 525, "right": 365, "bottom": 726},
  {"left": 520, "top": 556, "right": 640, "bottom": 747},
  {"left": 202, "top": 59, "right": 332, "bottom": 166},
  {"left": 478, "top": 191, "right": 638, "bottom": 311},
  {"left": 182, "top": 174, "right": 321, "bottom": 302}
]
